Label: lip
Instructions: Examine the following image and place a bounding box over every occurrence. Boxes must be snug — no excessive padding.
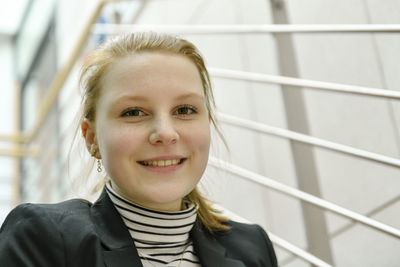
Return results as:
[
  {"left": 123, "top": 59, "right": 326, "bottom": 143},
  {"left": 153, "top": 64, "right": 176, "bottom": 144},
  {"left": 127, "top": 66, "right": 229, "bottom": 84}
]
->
[
  {"left": 137, "top": 155, "right": 187, "bottom": 173},
  {"left": 139, "top": 155, "right": 186, "bottom": 161}
]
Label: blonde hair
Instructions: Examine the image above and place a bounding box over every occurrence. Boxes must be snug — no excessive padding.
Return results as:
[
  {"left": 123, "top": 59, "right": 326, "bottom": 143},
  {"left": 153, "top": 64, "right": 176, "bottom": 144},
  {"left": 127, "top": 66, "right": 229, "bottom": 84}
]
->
[{"left": 79, "top": 32, "right": 229, "bottom": 232}]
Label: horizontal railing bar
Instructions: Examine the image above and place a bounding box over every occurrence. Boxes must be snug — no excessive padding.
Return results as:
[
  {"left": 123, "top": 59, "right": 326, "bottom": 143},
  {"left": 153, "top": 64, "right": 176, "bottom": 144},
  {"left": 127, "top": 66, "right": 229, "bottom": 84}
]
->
[
  {"left": 330, "top": 194, "right": 400, "bottom": 239},
  {"left": 0, "top": 147, "right": 39, "bottom": 158},
  {"left": 217, "top": 112, "right": 400, "bottom": 168},
  {"left": 220, "top": 207, "right": 333, "bottom": 267},
  {"left": 269, "top": 233, "right": 332, "bottom": 267},
  {"left": 92, "top": 24, "right": 400, "bottom": 35},
  {"left": 0, "top": 134, "right": 28, "bottom": 144},
  {"left": 209, "top": 157, "right": 400, "bottom": 238},
  {"left": 209, "top": 68, "right": 400, "bottom": 100}
]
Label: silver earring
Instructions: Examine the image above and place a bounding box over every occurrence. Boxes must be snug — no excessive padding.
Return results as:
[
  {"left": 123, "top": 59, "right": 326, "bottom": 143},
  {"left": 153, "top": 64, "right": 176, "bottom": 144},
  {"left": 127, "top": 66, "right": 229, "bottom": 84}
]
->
[{"left": 97, "top": 159, "right": 102, "bottom": 172}]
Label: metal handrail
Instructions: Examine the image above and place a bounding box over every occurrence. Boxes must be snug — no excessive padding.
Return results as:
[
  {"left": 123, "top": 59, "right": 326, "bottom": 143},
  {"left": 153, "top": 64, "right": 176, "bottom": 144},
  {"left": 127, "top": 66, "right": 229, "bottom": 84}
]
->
[
  {"left": 92, "top": 23, "right": 400, "bottom": 35},
  {"left": 208, "top": 157, "right": 400, "bottom": 238},
  {"left": 0, "top": 134, "right": 27, "bottom": 144},
  {"left": 0, "top": 147, "right": 39, "bottom": 158},
  {"left": 209, "top": 68, "right": 400, "bottom": 100},
  {"left": 217, "top": 112, "right": 400, "bottom": 168},
  {"left": 220, "top": 207, "right": 333, "bottom": 267}
]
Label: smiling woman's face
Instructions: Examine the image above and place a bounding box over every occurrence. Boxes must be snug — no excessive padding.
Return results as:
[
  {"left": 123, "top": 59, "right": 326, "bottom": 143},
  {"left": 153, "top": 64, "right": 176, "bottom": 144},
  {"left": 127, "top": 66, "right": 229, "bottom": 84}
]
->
[{"left": 82, "top": 52, "right": 211, "bottom": 211}]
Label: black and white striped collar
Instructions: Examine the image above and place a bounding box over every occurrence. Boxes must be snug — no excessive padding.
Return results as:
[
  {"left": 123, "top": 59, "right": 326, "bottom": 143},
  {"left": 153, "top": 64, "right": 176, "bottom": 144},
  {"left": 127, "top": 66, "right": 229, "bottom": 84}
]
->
[{"left": 105, "top": 183, "right": 198, "bottom": 244}]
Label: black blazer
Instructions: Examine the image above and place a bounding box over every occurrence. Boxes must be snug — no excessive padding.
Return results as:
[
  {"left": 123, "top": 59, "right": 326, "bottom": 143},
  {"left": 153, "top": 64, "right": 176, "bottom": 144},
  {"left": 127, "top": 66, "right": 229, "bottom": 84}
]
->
[{"left": 0, "top": 189, "right": 277, "bottom": 267}]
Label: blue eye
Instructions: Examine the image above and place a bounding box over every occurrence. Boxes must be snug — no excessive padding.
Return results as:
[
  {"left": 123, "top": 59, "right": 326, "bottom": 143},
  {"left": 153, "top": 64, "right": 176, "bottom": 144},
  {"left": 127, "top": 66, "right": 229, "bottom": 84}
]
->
[
  {"left": 175, "top": 105, "right": 197, "bottom": 116},
  {"left": 121, "top": 108, "right": 146, "bottom": 117}
]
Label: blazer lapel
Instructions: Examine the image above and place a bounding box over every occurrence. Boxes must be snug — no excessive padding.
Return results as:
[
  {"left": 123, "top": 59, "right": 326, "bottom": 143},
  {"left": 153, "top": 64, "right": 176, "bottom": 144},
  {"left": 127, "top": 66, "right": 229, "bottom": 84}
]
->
[
  {"left": 91, "top": 189, "right": 143, "bottom": 267},
  {"left": 91, "top": 189, "right": 244, "bottom": 267},
  {"left": 191, "top": 221, "right": 246, "bottom": 267}
]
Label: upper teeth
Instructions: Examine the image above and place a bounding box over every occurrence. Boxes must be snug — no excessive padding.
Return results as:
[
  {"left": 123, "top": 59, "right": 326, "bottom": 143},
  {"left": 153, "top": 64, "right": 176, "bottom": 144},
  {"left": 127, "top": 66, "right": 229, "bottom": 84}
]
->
[{"left": 142, "top": 159, "right": 181, "bottom": 167}]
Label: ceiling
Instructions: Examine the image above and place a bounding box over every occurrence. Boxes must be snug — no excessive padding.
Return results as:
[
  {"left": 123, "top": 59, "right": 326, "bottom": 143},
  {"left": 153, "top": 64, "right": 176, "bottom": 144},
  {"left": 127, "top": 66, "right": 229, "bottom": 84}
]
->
[{"left": 0, "top": 0, "right": 30, "bottom": 36}]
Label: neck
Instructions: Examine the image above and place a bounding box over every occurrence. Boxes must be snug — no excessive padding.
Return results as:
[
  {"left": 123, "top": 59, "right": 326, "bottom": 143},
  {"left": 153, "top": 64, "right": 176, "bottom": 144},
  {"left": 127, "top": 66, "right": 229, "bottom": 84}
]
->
[{"left": 109, "top": 181, "right": 183, "bottom": 212}]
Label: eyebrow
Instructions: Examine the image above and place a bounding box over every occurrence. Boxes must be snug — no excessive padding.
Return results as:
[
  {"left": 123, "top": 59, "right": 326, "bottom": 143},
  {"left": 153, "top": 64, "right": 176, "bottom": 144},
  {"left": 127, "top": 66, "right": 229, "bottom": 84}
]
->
[
  {"left": 174, "top": 92, "right": 205, "bottom": 101},
  {"left": 114, "top": 92, "right": 204, "bottom": 103},
  {"left": 114, "top": 95, "right": 148, "bottom": 103}
]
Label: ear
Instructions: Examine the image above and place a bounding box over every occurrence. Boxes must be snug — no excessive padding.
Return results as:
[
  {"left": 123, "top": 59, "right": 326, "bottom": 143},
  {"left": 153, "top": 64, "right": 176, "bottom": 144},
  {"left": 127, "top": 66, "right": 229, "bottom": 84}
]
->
[{"left": 81, "top": 119, "right": 98, "bottom": 156}]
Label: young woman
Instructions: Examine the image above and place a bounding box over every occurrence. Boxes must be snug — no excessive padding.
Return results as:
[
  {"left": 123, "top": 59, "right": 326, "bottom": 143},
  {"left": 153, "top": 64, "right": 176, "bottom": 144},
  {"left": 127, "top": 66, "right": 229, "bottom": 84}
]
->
[{"left": 0, "top": 32, "right": 278, "bottom": 267}]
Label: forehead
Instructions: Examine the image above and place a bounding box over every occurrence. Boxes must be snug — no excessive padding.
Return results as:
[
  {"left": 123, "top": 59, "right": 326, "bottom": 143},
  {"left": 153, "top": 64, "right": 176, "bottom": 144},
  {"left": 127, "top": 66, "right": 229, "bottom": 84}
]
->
[{"left": 101, "top": 51, "right": 203, "bottom": 97}]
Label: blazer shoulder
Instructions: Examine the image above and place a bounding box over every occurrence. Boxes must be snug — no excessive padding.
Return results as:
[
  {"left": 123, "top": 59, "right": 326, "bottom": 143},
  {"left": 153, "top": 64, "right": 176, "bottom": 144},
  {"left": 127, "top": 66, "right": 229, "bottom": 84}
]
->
[
  {"left": 0, "top": 199, "right": 97, "bottom": 267},
  {"left": 1, "top": 199, "right": 93, "bottom": 232},
  {"left": 215, "top": 220, "right": 278, "bottom": 267}
]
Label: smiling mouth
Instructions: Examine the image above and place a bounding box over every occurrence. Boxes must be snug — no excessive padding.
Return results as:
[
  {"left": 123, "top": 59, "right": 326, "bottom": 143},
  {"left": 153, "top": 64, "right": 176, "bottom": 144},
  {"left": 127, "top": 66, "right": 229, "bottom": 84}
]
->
[{"left": 138, "top": 158, "right": 186, "bottom": 167}]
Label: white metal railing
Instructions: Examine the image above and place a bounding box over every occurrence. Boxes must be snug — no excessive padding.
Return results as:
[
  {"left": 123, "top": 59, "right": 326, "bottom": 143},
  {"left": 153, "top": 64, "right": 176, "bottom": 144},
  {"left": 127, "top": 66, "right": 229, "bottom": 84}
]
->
[
  {"left": 217, "top": 112, "right": 400, "bottom": 169},
  {"left": 209, "top": 157, "right": 400, "bottom": 239},
  {"left": 209, "top": 68, "right": 400, "bottom": 100},
  {"left": 220, "top": 207, "right": 333, "bottom": 267},
  {"left": 92, "top": 24, "right": 400, "bottom": 35}
]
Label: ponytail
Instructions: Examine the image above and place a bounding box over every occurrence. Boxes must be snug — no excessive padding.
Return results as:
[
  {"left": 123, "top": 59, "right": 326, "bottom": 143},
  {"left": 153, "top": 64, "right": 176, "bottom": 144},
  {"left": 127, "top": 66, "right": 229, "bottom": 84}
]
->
[{"left": 188, "top": 188, "right": 230, "bottom": 232}]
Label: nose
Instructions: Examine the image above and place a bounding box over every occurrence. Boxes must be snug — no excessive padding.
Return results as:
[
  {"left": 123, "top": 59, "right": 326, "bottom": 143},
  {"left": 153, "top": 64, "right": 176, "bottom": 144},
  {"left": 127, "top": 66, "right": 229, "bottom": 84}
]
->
[{"left": 149, "top": 116, "right": 179, "bottom": 145}]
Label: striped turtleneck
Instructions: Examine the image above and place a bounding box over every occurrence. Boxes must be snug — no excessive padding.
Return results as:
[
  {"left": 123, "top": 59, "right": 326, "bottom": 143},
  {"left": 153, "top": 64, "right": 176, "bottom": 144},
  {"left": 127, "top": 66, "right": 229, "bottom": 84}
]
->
[{"left": 105, "top": 183, "right": 202, "bottom": 267}]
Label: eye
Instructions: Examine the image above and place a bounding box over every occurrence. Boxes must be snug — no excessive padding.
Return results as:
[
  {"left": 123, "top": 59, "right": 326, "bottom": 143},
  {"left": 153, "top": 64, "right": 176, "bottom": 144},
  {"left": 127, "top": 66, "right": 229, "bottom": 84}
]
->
[
  {"left": 121, "top": 108, "right": 146, "bottom": 117},
  {"left": 174, "top": 105, "right": 197, "bottom": 116}
]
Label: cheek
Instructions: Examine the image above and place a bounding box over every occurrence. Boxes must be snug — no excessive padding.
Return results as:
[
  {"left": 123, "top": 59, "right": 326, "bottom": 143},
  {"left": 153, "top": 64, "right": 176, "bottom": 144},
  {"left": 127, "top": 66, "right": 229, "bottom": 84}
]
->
[
  {"left": 98, "top": 125, "right": 144, "bottom": 161},
  {"left": 192, "top": 125, "right": 211, "bottom": 178},
  {"left": 188, "top": 122, "right": 211, "bottom": 153}
]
